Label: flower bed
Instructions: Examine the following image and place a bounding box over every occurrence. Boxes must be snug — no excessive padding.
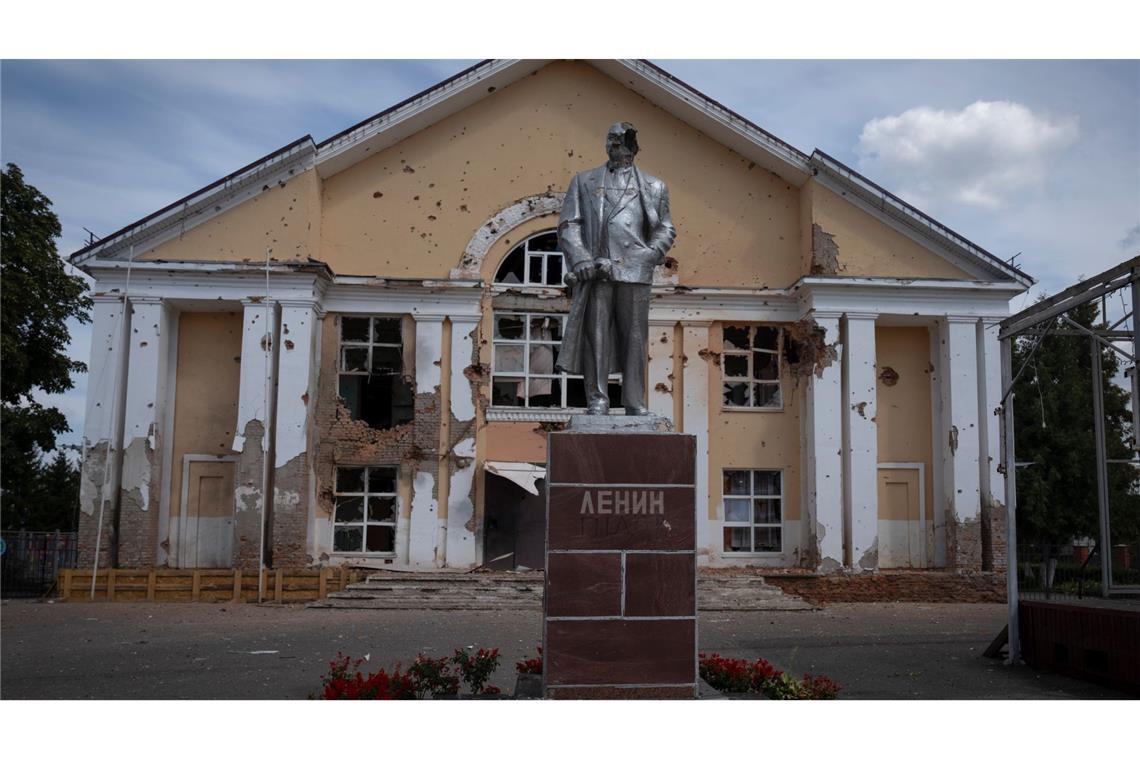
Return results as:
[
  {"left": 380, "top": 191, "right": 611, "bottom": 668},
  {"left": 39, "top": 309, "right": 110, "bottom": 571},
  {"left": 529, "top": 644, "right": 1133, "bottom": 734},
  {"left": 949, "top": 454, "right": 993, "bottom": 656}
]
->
[
  {"left": 698, "top": 652, "right": 841, "bottom": 699},
  {"left": 318, "top": 647, "right": 502, "bottom": 700}
]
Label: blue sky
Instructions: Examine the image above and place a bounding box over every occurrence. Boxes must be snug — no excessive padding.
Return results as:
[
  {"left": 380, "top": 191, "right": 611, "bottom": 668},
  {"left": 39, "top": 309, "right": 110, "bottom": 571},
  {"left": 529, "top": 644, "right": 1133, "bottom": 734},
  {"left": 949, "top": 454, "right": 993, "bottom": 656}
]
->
[{"left": 2, "top": 59, "right": 1138, "bottom": 454}]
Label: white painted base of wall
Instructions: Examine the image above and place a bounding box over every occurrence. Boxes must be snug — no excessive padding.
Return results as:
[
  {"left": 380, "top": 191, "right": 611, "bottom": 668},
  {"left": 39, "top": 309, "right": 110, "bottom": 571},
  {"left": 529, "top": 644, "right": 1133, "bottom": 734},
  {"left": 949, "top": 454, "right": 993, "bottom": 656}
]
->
[{"left": 877, "top": 519, "right": 932, "bottom": 569}]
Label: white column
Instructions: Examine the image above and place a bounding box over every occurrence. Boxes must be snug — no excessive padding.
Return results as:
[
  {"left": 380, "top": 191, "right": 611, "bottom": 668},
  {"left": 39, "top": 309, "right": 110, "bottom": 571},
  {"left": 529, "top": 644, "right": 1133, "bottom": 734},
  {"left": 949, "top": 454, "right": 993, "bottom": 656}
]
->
[
  {"left": 274, "top": 302, "right": 320, "bottom": 465},
  {"left": 945, "top": 316, "right": 983, "bottom": 568},
  {"left": 118, "top": 297, "right": 172, "bottom": 565},
  {"left": 806, "top": 313, "right": 844, "bottom": 572},
  {"left": 681, "top": 321, "right": 713, "bottom": 562},
  {"left": 843, "top": 313, "right": 878, "bottom": 570},
  {"left": 409, "top": 315, "right": 444, "bottom": 567},
  {"left": 273, "top": 301, "right": 321, "bottom": 564},
  {"left": 233, "top": 299, "right": 276, "bottom": 454},
  {"left": 78, "top": 295, "right": 131, "bottom": 564},
  {"left": 978, "top": 319, "right": 1004, "bottom": 514},
  {"left": 978, "top": 318, "right": 1004, "bottom": 572},
  {"left": 929, "top": 324, "right": 946, "bottom": 566},
  {"left": 445, "top": 314, "right": 480, "bottom": 568},
  {"left": 647, "top": 318, "right": 676, "bottom": 422},
  {"left": 231, "top": 299, "right": 277, "bottom": 569}
]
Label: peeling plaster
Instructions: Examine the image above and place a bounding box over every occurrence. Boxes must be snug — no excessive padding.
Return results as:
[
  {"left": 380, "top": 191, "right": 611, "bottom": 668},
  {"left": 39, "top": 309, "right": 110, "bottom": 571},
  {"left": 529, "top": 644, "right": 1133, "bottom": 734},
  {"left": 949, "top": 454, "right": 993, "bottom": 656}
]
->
[
  {"left": 234, "top": 419, "right": 266, "bottom": 514},
  {"left": 79, "top": 440, "right": 110, "bottom": 515},
  {"left": 819, "top": 556, "right": 842, "bottom": 573},
  {"left": 120, "top": 436, "right": 155, "bottom": 512},
  {"left": 785, "top": 318, "right": 839, "bottom": 379},
  {"left": 445, "top": 437, "right": 478, "bottom": 567},
  {"left": 409, "top": 469, "right": 439, "bottom": 566},
  {"left": 810, "top": 223, "right": 841, "bottom": 275},
  {"left": 697, "top": 347, "right": 721, "bottom": 367},
  {"left": 858, "top": 538, "right": 879, "bottom": 571}
]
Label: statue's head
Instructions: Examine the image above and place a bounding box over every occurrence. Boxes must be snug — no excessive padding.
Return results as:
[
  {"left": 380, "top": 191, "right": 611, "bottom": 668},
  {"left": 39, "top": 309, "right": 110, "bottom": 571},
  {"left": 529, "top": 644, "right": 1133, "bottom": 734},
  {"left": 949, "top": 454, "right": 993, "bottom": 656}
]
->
[{"left": 605, "top": 121, "right": 639, "bottom": 165}]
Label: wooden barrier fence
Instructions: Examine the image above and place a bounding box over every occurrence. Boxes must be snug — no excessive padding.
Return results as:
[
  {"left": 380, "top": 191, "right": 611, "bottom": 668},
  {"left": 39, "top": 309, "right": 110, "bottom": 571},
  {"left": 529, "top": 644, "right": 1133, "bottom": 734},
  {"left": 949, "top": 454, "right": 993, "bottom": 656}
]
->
[{"left": 57, "top": 567, "right": 368, "bottom": 603}]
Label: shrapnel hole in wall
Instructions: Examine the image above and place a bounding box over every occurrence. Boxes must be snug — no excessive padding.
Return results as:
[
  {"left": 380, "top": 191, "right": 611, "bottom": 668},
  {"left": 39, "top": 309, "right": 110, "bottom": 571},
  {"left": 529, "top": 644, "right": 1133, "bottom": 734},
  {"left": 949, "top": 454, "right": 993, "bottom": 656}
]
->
[{"left": 337, "top": 316, "right": 415, "bottom": 429}]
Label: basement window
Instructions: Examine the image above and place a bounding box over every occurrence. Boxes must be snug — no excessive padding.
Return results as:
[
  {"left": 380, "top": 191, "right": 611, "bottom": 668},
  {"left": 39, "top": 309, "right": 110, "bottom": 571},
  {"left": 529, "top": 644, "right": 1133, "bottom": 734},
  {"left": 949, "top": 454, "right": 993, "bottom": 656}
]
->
[
  {"left": 723, "top": 469, "right": 783, "bottom": 554},
  {"left": 722, "top": 325, "right": 782, "bottom": 409},
  {"left": 333, "top": 466, "right": 398, "bottom": 554},
  {"left": 338, "top": 316, "right": 414, "bottom": 429},
  {"left": 490, "top": 311, "right": 621, "bottom": 408}
]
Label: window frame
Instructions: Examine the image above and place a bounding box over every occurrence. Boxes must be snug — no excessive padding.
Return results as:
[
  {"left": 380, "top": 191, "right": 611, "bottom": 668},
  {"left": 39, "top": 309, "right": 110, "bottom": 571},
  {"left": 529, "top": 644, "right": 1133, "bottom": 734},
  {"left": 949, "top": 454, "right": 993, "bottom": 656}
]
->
[
  {"left": 332, "top": 465, "right": 399, "bottom": 556},
  {"left": 338, "top": 315, "right": 404, "bottom": 377},
  {"left": 721, "top": 467, "right": 784, "bottom": 555},
  {"left": 493, "top": 230, "right": 567, "bottom": 289},
  {"left": 721, "top": 324, "right": 784, "bottom": 412},
  {"left": 490, "top": 309, "right": 621, "bottom": 410}
]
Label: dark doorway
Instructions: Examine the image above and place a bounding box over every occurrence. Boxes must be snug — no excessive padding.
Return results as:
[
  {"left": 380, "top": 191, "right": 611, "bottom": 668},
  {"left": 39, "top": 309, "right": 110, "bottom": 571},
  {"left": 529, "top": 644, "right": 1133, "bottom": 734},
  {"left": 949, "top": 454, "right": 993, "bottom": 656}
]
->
[{"left": 483, "top": 472, "right": 546, "bottom": 571}]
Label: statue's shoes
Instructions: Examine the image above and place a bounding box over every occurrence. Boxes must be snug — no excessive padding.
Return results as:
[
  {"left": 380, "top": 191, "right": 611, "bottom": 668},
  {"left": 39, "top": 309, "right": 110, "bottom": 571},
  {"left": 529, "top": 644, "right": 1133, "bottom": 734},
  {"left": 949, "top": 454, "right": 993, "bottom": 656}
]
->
[
  {"left": 586, "top": 402, "right": 610, "bottom": 415},
  {"left": 623, "top": 406, "right": 652, "bottom": 416}
]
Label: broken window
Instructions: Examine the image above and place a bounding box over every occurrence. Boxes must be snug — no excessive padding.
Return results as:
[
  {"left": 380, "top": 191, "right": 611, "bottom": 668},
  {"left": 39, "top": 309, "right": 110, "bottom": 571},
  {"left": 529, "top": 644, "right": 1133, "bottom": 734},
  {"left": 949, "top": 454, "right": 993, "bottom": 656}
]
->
[
  {"left": 722, "top": 469, "right": 783, "bottom": 554},
  {"left": 491, "top": 310, "right": 620, "bottom": 409},
  {"left": 722, "top": 325, "right": 782, "bottom": 409},
  {"left": 494, "top": 231, "right": 566, "bottom": 287},
  {"left": 333, "top": 466, "right": 398, "bottom": 554},
  {"left": 338, "top": 316, "right": 414, "bottom": 429}
]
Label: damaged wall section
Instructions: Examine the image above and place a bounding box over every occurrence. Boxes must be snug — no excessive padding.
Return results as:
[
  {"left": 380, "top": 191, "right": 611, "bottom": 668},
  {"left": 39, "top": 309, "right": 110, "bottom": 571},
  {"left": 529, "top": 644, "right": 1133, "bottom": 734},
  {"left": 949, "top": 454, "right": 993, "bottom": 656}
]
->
[{"left": 313, "top": 313, "right": 440, "bottom": 566}]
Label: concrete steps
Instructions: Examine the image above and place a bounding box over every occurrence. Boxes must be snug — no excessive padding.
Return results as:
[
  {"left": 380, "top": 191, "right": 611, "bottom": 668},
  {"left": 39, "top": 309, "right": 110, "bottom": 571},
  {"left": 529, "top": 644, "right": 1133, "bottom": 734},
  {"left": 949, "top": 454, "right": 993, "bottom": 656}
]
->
[
  {"left": 310, "top": 572, "right": 543, "bottom": 610},
  {"left": 309, "top": 570, "right": 813, "bottom": 611}
]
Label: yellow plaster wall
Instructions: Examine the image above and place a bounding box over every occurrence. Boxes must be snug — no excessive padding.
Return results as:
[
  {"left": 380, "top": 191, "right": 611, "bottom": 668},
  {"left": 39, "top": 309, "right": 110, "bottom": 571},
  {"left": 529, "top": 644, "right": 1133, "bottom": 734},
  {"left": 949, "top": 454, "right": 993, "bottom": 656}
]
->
[
  {"left": 810, "top": 183, "right": 972, "bottom": 280},
  {"left": 142, "top": 170, "right": 319, "bottom": 263},
  {"left": 705, "top": 323, "right": 802, "bottom": 523},
  {"left": 320, "top": 61, "right": 803, "bottom": 287},
  {"left": 484, "top": 422, "right": 547, "bottom": 463},
  {"left": 875, "top": 325, "right": 935, "bottom": 519},
  {"left": 167, "top": 311, "right": 243, "bottom": 519}
]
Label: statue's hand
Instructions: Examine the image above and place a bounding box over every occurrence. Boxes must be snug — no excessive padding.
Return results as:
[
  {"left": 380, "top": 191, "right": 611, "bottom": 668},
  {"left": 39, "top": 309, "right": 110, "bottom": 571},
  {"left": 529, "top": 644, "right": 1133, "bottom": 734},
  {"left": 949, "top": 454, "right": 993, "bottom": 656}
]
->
[
  {"left": 573, "top": 260, "right": 597, "bottom": 282},
  {"left": 594, "top": 258, "right": 613, "bottom": 280}
]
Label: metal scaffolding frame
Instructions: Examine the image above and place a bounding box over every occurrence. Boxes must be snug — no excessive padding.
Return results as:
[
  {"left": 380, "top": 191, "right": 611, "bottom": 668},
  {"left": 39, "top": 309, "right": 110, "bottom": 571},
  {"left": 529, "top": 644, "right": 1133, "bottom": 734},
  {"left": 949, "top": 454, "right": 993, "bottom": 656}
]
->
[{"left": 997, "top": 256, "right": 1140, "bottom": 663}]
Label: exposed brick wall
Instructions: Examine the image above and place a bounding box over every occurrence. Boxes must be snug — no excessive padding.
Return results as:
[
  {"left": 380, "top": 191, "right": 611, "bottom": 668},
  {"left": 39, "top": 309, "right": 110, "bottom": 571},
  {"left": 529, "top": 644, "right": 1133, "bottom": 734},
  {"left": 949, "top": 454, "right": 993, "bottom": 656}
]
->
[
  {"left": 114, "top": 489, "right": 158, "bottom": 568},
  {"left": 310, "top": 314, "right": 443, "bottom": 563},
  {"left": 270, "top": 453, "right": 311, "bottom": 567},
  {"left": 985, "top": 500, "right": 1008, "bottom": 573},
  {"left": 761, "top": 570, "right": 1007, "bottom": 604},
  {"left": 77, "top": 507, "right": 113, "bottom": 571},
  {"left": 947, "top": 515, "right": 984, "bottom": 571}
]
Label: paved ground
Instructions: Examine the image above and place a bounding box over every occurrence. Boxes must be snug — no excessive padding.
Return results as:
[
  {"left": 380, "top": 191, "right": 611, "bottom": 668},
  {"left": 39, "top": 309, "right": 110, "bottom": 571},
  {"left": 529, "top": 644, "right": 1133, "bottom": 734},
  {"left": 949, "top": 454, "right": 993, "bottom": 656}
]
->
[{"left": 0, "top": 599, "right": 1125, "bottom": 699}]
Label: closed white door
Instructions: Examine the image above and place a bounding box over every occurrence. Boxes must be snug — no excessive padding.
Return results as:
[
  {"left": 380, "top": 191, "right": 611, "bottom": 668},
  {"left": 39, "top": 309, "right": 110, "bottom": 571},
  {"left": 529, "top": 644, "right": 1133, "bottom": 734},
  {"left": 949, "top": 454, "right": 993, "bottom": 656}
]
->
[
  {"left": 877, "top": 466, "right": 927, "bottom": 568},
  {"left": 178, "top": 457, "right": 236, "bottom": 568}
]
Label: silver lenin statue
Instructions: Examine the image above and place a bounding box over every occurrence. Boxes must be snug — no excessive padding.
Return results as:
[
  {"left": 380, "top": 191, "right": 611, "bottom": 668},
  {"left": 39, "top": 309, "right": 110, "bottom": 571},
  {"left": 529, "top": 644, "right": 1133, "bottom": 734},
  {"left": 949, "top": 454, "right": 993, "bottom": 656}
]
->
[{"left": 555, "top": 122, "right": 677, "bottom": 415}]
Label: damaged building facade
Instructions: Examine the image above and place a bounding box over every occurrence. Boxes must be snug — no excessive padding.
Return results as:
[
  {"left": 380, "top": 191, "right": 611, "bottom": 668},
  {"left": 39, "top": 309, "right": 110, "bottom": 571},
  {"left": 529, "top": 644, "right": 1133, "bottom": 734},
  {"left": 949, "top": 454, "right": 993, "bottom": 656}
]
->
[{"left": 71, "top": 60, "right": 1032, "bottom": 577}]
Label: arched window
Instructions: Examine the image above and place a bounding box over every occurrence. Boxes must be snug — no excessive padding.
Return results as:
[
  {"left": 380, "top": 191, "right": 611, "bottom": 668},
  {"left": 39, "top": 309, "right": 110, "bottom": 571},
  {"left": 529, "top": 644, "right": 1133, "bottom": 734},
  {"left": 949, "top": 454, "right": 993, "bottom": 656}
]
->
[
  {"left": 493, "top": 231, "right": 565, "bottom": 287},
  {"left": 488, "top": 230, "right": 621, "bottom": 410}
]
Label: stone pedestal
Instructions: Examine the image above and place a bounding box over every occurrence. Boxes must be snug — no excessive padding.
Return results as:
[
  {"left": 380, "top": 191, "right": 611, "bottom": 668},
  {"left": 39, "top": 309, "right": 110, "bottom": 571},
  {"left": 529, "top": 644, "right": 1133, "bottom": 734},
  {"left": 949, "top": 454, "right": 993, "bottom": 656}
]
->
[{"left": 543, "top": 429, "right": 698, "bottom": 699}]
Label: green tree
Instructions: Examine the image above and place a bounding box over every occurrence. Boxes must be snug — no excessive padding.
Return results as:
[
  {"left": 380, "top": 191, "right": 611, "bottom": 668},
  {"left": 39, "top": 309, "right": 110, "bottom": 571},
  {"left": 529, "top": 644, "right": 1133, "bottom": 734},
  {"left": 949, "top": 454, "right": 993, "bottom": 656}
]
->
[
  {"left": 1, "top": 163, "right": 91, "bottom": 529},
  {"left": 1012, "top": 300, "right": 1139, "bottom": 563}
]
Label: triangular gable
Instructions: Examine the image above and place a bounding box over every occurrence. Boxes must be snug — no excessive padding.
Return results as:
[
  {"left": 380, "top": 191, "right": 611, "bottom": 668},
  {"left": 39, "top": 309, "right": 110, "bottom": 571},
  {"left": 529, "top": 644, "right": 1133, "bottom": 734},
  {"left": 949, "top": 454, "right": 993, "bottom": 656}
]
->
[{"left": 69, "top": 59, "right": 1033, "bottom": 287}]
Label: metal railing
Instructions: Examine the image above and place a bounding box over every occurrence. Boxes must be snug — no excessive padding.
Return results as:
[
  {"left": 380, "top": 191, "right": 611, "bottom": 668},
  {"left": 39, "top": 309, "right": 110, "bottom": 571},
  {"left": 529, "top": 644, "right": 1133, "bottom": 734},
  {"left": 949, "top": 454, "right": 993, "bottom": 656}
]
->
[
  {"left": 1016, "top": 540, "right": 1140, "bottom": 601},
  {"left": 1, "top": 531, "right": 78, "bottom": 598}
]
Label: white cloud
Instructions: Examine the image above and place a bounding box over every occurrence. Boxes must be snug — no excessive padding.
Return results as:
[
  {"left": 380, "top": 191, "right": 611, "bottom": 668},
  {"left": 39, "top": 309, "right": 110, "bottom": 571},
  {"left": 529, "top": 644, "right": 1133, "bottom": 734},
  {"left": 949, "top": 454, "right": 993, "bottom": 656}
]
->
[
  {"left": 856, "top": 100, "right": 1079, "bottom": 210},
  {"left": 1121, "top": 224, "right": 1140, "bottom": 252}
]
